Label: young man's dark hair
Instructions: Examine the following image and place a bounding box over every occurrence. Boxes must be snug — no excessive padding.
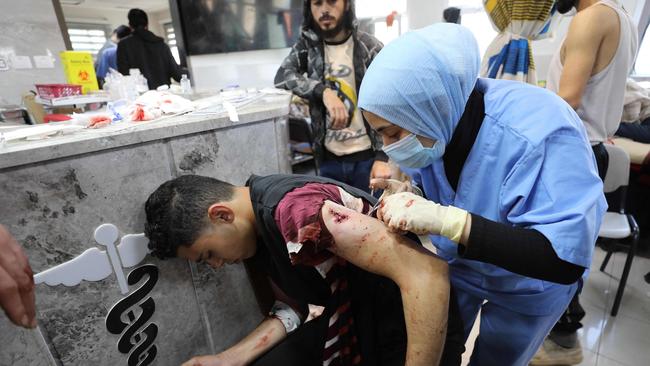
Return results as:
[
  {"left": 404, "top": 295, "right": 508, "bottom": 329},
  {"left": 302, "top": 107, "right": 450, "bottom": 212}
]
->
[
  {"left": 275, "top": 0, "right": 391, "bottom": 195},
  {"left": 144, "top": 175, "right": 235, "bottom": 259},
  {"left": 128, "top": 8, "right": 148, "bottom": 29},
  {"left": 144, "top": 174, "right": 461, "bottom": 366}
]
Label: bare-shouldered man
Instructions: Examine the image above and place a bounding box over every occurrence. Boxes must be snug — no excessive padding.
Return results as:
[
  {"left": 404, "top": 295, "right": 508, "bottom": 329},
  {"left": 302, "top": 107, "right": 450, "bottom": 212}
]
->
[
  {"left": 547, "top": 0, "right": 638, "bottom": 179},
  {"left": 535, "top": 1, "right": 638, "bottom": 365}
]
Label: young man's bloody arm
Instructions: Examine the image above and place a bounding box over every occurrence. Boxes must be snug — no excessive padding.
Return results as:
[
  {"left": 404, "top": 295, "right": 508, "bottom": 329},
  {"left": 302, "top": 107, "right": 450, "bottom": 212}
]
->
[
  {"left": 181, "top": 277, "right": 305, "bottom": 366},
  {"left": 321, "top": 200, "right": 450, "bottom": 366},
  {"left": 181, "top": 316, "right": 287, "bottom": 366}
]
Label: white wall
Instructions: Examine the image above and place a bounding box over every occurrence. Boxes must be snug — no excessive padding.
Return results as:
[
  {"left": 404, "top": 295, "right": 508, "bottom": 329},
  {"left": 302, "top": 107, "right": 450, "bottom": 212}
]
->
[
  {"left": 407, "top": 0, "right": 448, "bottom": 29},
  {"left": 61, "top": 5, "right": 170, "bottom": 39},
  {"left": 149, "top": 9, "right": 172, "bottom": 38},
  {"left": 62, "top": 6, "right": 128, "bottom": 32},
  {"left": 189, "top": 48, "right": 291, "bottom": 91},
  {"left": 0, "top": 0, "right": 67, "bottom": 105}
]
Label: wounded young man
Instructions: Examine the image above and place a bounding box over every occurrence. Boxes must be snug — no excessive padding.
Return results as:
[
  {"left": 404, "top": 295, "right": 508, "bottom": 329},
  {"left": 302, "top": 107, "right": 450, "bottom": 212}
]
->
[{"left": 144, "top": 174, "right": 463, "bottom": 366}]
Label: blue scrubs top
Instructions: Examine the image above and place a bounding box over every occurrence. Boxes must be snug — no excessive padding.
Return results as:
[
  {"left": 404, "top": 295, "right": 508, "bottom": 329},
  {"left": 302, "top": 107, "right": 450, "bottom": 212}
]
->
[
  {"left": 97, "top": 47, "right": 117, "bottom": 79},
  {"left": 406, "top": 78, "right": 606, "bottom": 315},
  {"left": 358, "top": 23, "right": 606, "bottom": 316}
]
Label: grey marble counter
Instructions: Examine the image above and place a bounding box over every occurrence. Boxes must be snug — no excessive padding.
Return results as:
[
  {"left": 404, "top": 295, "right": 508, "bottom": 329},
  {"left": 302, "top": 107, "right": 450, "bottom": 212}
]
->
[
  {"left": 0, "top": 93, "right": 290, "bottom": 170},
  {"left": 0, "top": 94, "right": 292, "bottom": 365}
]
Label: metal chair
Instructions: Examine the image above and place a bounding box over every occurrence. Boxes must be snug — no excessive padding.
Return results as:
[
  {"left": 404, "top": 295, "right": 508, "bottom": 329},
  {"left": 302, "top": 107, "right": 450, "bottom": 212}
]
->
[
  {"left": 289, "top": 117, "right": 319, "bottom": 175},
  {"left": 598, "top": 144, "right": 640, "bottom": 316}
]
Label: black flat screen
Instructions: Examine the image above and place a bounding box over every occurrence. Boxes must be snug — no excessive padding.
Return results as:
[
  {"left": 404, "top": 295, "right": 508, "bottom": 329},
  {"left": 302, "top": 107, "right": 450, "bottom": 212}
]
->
[{"left": 177, "top": 0, "right": 304, "bottom": 55}]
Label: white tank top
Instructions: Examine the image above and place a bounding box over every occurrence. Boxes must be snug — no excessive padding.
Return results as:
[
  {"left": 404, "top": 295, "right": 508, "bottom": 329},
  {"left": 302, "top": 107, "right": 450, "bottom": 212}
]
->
[{"left": 547, "top": 0, "right": 638, "bottom": 144}]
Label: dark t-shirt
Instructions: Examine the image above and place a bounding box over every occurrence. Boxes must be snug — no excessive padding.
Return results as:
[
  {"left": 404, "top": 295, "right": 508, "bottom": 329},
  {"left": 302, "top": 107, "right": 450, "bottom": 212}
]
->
[
  {"left": 247, "top": 175, "right": 463, "bottom": 366},
  {"left": 274, "top": 183, "right": 381, "bottom": 365}
]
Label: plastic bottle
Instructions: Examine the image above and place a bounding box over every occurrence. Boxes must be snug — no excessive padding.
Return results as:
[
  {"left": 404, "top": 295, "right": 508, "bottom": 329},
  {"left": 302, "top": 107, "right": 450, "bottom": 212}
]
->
[
  {"left": 129, "top": 68, "right": 149, "bottom": 93},
  {"left": 180, "top": 74, "right": 192, "bottom": 95},
  {"left": 138, "top": 74, "right": 149, "bottom": 93}
]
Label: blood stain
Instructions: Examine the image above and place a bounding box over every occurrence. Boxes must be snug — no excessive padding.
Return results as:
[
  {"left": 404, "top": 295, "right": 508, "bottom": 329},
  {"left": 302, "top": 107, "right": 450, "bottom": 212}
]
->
[
  {"left": 254, "top": 330, "right": 273, "bottom": 350},
  {"left": 329, "top": 208, "right": 349, "bottom": 223},
  {"left": 369, "top": 252, "right": 379, "bottom": 264},
  {"left": 405, "top": 199, "right": 415, "bottom": 208}
]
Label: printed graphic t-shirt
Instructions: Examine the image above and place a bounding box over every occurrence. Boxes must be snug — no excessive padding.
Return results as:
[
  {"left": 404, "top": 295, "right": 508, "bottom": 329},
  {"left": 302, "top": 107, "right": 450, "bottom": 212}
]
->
[{"left": 323, "top": 36, "right": 372, "bottom": 157}]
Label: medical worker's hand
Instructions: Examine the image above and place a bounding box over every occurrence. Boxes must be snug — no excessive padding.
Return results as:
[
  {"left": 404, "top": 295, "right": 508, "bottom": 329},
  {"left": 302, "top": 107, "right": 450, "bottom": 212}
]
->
[
  {"left": 370, "top": 161, "right": 391, "bottom": 181},
  {"left": 377, "top": 192, "right": 468, "bottom": 242},
  {"left": 369, "top": 178, "right": 419, "bottom": 196},
  {"left": 0, "top": 225, "right": 36, "bottom": 329},
  {"left": 323, "top": 88, "right": 349, "bottom": 130}
]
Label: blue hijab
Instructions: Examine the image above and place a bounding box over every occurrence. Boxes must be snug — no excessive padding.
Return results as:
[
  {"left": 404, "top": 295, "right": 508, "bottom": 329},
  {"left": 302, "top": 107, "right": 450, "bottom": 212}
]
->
[{"left": 358, "top": 23, "right": 480, "bottom": 152}]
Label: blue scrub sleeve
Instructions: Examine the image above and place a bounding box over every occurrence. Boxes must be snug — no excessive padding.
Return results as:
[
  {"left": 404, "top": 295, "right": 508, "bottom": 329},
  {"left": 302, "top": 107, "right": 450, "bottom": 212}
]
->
[{"left": 499, "top": 134, "right": 606, "bottom": 268}]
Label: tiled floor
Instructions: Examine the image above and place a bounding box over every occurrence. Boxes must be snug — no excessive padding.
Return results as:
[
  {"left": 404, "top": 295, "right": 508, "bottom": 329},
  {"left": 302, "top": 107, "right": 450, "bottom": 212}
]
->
[
  {"left": 578, "top": 247, "right": 650, "bottom": 366},
  {"left": 460, "top": 247, "right": 650, "bottom": 366}
]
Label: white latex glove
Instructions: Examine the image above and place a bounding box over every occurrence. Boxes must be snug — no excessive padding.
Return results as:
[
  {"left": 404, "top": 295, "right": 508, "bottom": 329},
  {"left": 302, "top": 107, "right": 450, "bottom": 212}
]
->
[{"left": 378, "top": 192, "right": 468, "bottom": 242}]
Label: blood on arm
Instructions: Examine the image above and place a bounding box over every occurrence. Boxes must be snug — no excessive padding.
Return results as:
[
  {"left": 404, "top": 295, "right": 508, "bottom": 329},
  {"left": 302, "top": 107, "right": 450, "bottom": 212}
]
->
[{"left": 321, "top": 200, "right": 449, "bottom": 366}]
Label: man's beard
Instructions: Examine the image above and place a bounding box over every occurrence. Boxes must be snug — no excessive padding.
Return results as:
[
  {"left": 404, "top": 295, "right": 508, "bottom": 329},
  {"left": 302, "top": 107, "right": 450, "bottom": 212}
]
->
[
  {"left": 556, "top": 0, "right": 579, "bottom": 14},
  {"left": 316, "top": 15, "right": 346, "bottom": 39}
]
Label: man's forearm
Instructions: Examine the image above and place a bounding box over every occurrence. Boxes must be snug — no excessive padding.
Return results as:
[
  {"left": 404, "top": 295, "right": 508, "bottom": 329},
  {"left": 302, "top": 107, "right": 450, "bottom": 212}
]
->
[
  {"left": 276, "top": 70, "right": 325, "bottom": 100},
  {"left": 400, "top": 263, "right": 449, "bottom": 366},
  {"left": 387, "top": 228, "right": 449, "bottom": 366},
  {"left": 225, "top": 317, "right": 287, "bottom": 365},
  {"left": 274, "top": 45, "right": 325, "bottom": 100}
]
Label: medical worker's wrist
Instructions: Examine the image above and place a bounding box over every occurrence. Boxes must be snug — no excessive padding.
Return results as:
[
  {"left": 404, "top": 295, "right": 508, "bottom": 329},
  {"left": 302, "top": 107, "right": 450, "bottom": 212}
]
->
[
  {"left": 374, "top": 150, "right": 389, "bottom": 162},
  {"left": 439, "top": 206, "right": 469, "bottom": 243},
  {"left": 459, "top": 213, "right": 472, "bottom": 246}
]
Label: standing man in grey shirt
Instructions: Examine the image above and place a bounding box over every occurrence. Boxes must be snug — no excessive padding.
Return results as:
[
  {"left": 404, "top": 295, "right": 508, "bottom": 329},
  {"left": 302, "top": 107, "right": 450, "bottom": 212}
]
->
[{"left": 533, "top": 1, "right": 638, "bottom": 364}]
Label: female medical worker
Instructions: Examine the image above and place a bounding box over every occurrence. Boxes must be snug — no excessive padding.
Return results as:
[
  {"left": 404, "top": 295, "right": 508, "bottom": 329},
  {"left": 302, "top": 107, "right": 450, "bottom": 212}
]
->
[{"left": 358, "top": 23, "right": 606, "bottom": 366}]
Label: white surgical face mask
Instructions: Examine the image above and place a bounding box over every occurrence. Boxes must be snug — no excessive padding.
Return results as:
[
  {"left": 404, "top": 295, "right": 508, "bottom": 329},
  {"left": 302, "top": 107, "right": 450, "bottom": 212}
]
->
[{"left": 382, "top": 134, "right": 445, "bottom": 169}]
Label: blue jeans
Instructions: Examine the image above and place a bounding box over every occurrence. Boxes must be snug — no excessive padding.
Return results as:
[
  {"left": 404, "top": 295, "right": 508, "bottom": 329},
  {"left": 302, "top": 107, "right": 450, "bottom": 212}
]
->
[
  {"left": 456, "top": 281, "right": 579, "bottom": 366},
  {"left": 616, "top": 117, "right": 650, "bottom": 143},
  {"left": 319, "top": 158, "right": 374, "bottom": 193}
]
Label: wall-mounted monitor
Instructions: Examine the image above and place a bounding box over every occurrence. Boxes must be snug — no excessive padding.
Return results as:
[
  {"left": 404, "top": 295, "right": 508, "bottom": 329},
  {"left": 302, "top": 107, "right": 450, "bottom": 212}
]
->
[{"left": 175, "top": 0, "right": 304, "bottom": 55}]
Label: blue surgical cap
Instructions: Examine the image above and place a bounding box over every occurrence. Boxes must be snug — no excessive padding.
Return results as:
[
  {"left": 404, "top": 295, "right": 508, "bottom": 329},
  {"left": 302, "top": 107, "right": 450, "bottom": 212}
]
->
[{"left": 359, "top": 23, "right": 480, "bottom": 144}]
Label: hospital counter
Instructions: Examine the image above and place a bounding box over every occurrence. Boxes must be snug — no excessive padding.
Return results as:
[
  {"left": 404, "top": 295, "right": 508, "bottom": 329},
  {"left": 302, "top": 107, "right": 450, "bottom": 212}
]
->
[{"left": 0, "top": 94, "right": 291, "bottom": 365}]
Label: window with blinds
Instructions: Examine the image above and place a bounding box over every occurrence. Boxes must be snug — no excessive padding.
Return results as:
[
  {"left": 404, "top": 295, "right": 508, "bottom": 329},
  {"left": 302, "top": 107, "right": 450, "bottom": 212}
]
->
[
  {"left": 66, "top": 23, "right": 112, "bottom": 56},
  {"left": 163, "top": 22, "right": 180, "bottom": 64}
]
